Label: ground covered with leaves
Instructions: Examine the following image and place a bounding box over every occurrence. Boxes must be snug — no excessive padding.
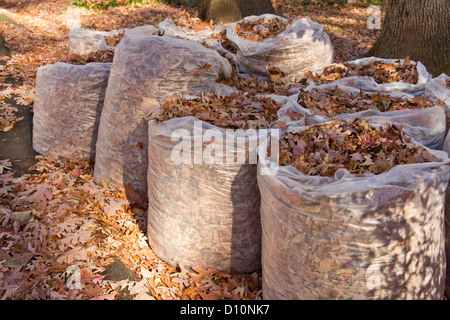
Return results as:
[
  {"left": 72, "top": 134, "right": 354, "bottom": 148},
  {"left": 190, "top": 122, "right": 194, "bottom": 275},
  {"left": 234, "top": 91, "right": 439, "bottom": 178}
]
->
[
  {"left": 0, "top": 0, "right": 390, "bottom": 300},
  {"left": 0, "top": 157, "right": 262, "bottom": 300}
]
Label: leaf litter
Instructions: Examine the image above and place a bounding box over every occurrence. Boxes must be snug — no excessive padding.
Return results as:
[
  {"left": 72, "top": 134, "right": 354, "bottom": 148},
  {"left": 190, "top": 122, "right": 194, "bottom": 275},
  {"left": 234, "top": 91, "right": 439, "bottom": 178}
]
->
[
  {"left": 304, "top": 57, "right": 420, "bottom": 85},
  {"left": 298, "top": 85, "right": 442, "bottom": 117},
  {"left": 0, "top": 156, "right": 262, "bottom": 300},
  {"left": 235, "top": 16, "right": 292, "bottom": 42},
  {"left": 151, "top": 91, "right": 301, "bottom": 130},
  {"left": 279, "top": 118, "right": 442, "bottom": 177}
]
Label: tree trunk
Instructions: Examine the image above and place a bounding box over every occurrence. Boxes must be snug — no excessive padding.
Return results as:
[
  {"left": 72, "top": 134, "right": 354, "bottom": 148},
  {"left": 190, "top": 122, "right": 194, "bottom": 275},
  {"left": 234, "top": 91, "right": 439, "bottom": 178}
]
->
[
  {"left": 367, "top": 0, "right": 450, "bottom": 76},
  {"left": 197, "top": 0, "right": 276, "bottom": 24},
  {"left": 0, "top": 33, "right": 10, "bottom": 57}
]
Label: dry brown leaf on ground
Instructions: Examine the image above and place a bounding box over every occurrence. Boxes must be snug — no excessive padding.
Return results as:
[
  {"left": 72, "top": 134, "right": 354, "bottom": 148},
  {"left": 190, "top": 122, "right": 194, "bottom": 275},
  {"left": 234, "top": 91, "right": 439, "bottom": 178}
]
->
[{"left": 0, "top": 155, "right": 263, "bottom": 300}]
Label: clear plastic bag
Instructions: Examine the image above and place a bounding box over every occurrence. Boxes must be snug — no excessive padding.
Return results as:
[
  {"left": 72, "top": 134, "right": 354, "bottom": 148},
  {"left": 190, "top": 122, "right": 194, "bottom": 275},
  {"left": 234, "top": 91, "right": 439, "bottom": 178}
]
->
[
  {"left": 226, "top": 14, "right": 334, "bottom": 81},
  {"left": 442, "top": 131, "right": 450, "bottom": 297},
  {"left": 293, "top": 82, "right": 446, "bottom": 150},
  {"left": 68, "top": 24, "right": 110, "bottom": 56},
  {"left": 158, "top": 18, "right": 214, "bottom": 43},
  {"left": 146, "top": 100, "right": 307, "bottom": 272},
  {"left": 425, "top": 74, "right": 450, "bottom": 134},
  {"left": 93, "top": 35, "right": 232, "bottom": 196},
  {"left": 257, "top": 130, "right": 449, "bottom": 299},
  {"left": 33, "top": 62, "right": 111, "bottom": 160},
  {"left": 95, "top": 25, "right": 159, "bottom": 52},
  {"left": 158, "top": 19, "right": 237, "bottom": 62}
]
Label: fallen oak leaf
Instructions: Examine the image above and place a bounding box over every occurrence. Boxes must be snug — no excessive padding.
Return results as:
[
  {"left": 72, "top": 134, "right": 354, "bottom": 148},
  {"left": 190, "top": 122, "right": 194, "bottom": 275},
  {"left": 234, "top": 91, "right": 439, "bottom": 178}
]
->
[
  {"left": 69, "top": 167, "right": 81, "bottom": 178},
  {"left": 0, "top": 184, "right": 13, "bottom": 196},
  {"left": 3, "top": 265, "right": 23, "bottom": 284},
  {"left": 289, "top": 139, "right": 307, "bottom": 156},
  {"left": 193, "top": 63, "right": 212, "bottom": 75},
  {"left": 350, "top": 152, "right": 365, "bottom": 162},
  {"left": 27, "top": 183, "right": 53, "bottom": 202},
  {"left": 285, "top": 110, "right": 305, "bottom": 121},
  {"left": 89, "top": 293, "right": 117, "bottom": 300},
  {"left": 0, "top": 159, "right": 12, "bottom": 174}
]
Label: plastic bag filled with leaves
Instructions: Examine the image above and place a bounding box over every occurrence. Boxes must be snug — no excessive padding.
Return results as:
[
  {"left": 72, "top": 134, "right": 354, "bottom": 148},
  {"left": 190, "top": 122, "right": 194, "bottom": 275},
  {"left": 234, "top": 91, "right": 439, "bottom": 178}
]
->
[
  {"left": 33, "top": 62, "right": 111, "bottom": 160},
  {"left": 226, "top": 14, "right": 333, "bottom": 82},
  {"left": 294, "top": 82, "right": 447, "bottom": 150},
  {"left": 443, "top": 131, "right": 450, "bottom": 297},
  {"left": 158, "top": 17, "right": 215, "bottom": 44},
  {"left": 95, "top": 25, "right": 160, "bottom": 52},
  {"left": 93, "top": 35, "right": 232, "bottom": 196},
  {"left": 158, "top": 18, "right": 237, "bottom": 62},
  {"left": 257, "top": 118, "right": 449, "bottom": 300},
  {"left": 69, "top": 24, "right": 110, "bottom": 56},
  {"left": 305, "top": 57, "right": 432, "bottom": 96},
  {"left": 146, "top": 92, "right": 308, "bottom": 272},
  {"left": 425, "top": 74, "right": 450, "bottom": 134}
]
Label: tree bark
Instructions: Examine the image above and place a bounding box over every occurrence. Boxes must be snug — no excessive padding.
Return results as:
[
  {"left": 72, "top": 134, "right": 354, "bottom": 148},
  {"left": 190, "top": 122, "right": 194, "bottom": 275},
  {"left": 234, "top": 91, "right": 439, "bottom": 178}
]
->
[
  {"left": 0, "top": 33, "right": 10, "bottom": 58},
  {"left": 367, "top": 0, "right": 450, "bottom": 76},
  {"left": 197, "top": 0, "right": 276, "bottom": 24}
]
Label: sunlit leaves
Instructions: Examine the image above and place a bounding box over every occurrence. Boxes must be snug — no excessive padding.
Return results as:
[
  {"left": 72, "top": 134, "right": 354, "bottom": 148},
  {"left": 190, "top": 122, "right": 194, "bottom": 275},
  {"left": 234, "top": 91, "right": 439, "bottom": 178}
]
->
[{"left": 279, "top": 118, "right": 442, "bottom": 177}]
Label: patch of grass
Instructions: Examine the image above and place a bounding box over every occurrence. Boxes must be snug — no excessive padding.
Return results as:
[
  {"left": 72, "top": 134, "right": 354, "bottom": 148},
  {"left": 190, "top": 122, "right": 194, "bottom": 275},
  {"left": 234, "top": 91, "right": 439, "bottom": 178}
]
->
[
  {"left": 71, "top": 0, "right": 183, "bottom": 10},
  {"left": 302, "top": 0, "right": 346, "bottom": 7},
  {"left": 364, "top": 0, "right": 387, "bottom": 6},
  {"left": 188, "top": 0, "right": 200, "bottom": 7}
]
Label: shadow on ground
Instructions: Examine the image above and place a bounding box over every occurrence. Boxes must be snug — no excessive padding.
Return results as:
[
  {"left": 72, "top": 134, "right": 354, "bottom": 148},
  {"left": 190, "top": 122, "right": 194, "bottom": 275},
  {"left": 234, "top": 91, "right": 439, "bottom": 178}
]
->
[{"left": 0, "top": 61, "right": 39, "bottom": 176}]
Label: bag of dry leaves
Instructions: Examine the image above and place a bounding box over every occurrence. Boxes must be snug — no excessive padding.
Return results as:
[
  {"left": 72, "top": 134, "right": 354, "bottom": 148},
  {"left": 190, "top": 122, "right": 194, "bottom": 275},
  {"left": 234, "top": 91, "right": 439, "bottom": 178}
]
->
[
  {"left": 442, "top": 131, "right": 450, "bottom": 298},
  {"left": 305, "top": 57, "right": 432, "bottom": 96},
  {"left": 425, "top": 74, "right": 450, "bottom": 134},
  {"left": 146, "top": 92, "right": 307, "bottom": 273},
  {"left": 33, "top": 62, "right": 111, "bottom": 160},
  {"left": 158, "top": 17, "right": 215, "bottom": 43},
  {"left": 69, "top": 24, "right": 110, "bottom": 56},
  {"left": 93, "top": 35, "right": 232, "bottom": 197},
  {"left": 158, "top": 18, "right": 237, "bottom": 63},
  {"left": 257, "top": 118, "right": 449, "bottom": 300},
  {"left": 295, "top": 83, "right": 447, "bottom": 150},
  {"left": 95, "top": 25, "right": 160, "bottom": 52},
  {"left": 226, "top": 14, "right": 333, "bottom": 82}
]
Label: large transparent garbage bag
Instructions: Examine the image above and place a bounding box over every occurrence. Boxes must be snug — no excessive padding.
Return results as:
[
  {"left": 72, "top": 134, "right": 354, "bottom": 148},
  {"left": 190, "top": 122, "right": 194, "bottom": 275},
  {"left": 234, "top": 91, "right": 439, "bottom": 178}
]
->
[
  {"left": 257, "top": 130, "right": 449, "bottom": 300},
  {"left": 33, "top": 62, "right": 111, "bottom": 160},
  {"left": 158, "top": 19, "right": 237, "bottom": 61},
  {"left": 425, "top": 74, "right": 450, "bottom": 134},
  {"left": 95, "top": 25, "right": 160, "bottom": 52},
  {"left": 146, "top": 99, "right": 306, "bottom": 272},
  {"left": 442, "top": 131, "right": 450, "bottom": 297},
  {"left": 93, "top": 35, "right": 232, "bottom": 196},
  {"left": 68, "top": 24, "right": 110, "bottom": 56},
  {"left": 158, "top": 18, "right": 214, "bottom": 43},
  {"left": 147, "top": 117, "right": 262, "bottom": 273},
  {"left": 226, "top": 14, "right": 334, "bottom": 81},
  {"left": 293, "top": 82, "right": 447, "bottom": 150}
]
